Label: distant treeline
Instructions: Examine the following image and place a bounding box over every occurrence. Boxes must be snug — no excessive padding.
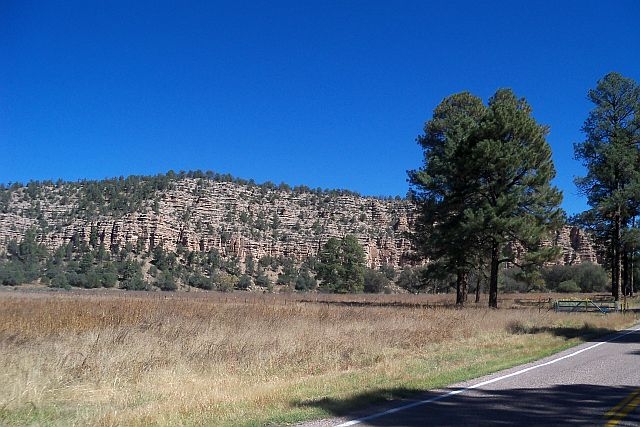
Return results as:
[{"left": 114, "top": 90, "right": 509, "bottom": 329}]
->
[
  {"left": 1, "top": 169, "right": 405, "bottom": 205},
  {"left": 0, "top": 225, "right": 610, "bottom": 295}
]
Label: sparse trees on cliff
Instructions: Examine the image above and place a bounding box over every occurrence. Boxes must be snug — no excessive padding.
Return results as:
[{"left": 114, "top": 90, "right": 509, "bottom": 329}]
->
[
  {"left": 2, "top": 229, "right": 48, "bottom": 285},
  {"left": 409, "top": 89, "right": 563, "bottom": 307}
]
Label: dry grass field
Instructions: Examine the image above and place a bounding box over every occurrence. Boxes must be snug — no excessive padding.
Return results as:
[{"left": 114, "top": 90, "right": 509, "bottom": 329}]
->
[{"left": 0, "top": 289, "right": 637, "bottom": 426}]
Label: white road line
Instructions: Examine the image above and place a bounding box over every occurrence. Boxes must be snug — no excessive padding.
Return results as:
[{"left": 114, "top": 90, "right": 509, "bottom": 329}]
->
[{"left": 335, "top": 324, "right": 640, "bottom": 427}]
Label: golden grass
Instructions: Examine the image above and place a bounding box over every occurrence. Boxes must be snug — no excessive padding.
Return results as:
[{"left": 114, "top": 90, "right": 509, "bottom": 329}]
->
[{"left": 0, "top": 289, "right": 636, "bottom": 426}]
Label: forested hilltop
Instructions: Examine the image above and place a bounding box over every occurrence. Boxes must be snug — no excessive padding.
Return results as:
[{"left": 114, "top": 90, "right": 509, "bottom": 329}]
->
[{"left": 0, "top": 170, "right": 601, "bottom": 293}]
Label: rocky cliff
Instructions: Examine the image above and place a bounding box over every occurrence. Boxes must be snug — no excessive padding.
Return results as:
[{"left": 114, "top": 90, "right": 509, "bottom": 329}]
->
[
  {"left": 0, "top": 177, "right": 415, "bottom": 268},
  {"left": 0, "top": 175, "right": 599, "bottom": 268}
]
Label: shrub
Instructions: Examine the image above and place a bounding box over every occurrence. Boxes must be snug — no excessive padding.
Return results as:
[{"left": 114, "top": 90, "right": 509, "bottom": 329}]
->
[
  {"left": 500, "top": 267, "right": 546, "bottom": 293},
  {"left": 542, "top": 262, "right": 608, "bottom": 292},
  {"left": 557, "top": 279, "right": 581, "bottom": 293},
  {"left": 100, "top": 264, "right": 118, "bottom": 288},
  {"left": 122, "top": 274, "right": 148, "bottom": 291},
  {"left": 187, "top": 273, "right": 214, "bottom": 290},
  {"left": 157, "top": 272, "right": 177, "bottom": 291},
  {"left": 363, "top": 268, "right": 390, "bottom": 293},
  {"left": 254, "top": 273, "right": 271, "bottom": 289},
  {"left": 379, "top": 264, "right": 396, "bottom": 280},
  {"left": 50, "top": 271, "right": 69, "bottom": 289},
  {"left": 148, "top": 265, "right": 158, "bottom": 277},
  {"left": 0, "top": 261, "right": 26, "bottom": 286},
  {"left": 396, "top": 267, "right": 424, "bottom": 293},
  {"left": 237, "top": 274, "right": 253, "bottom": 290},
  {"left": 572, "top": 262, "right": 608, "bottom": 292},
  {"left": 294, "top": 269, "right": 317, "bottom": 291},
  {"left": 101, "top": 271, "right": 118, "bottom": 288},
  {"left": 215, "top": 273, "right": 237, "bottom": 292},
  {"left": 500, "top": 268, "right": 528, "bottom": 293}
]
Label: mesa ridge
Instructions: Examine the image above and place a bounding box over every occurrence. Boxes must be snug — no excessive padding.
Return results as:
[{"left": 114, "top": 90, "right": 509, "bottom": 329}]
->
[{"left": 0, "top": 173, "right": 598, "bottom": 270}]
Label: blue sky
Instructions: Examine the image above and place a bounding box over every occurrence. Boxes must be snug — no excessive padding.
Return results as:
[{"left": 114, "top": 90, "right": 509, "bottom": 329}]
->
[{"left": 2, "top": 1, "right": 639, "bottom": 215}]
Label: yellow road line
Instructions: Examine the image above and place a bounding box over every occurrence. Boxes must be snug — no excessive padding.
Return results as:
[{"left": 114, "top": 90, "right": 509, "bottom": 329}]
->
[
  {"left": 605, "top": 388, "right": 640, "bottom": 426},
  {"left": 606, "top": 389, "right": 640, "bottom": 417}
]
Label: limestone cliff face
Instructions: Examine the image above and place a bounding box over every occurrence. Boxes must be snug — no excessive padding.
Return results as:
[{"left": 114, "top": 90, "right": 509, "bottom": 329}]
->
[
  {"left": 504, "top": 226, "right": 601, "bottom": 268},
  {"left": 0, "top": 179, "right": 415, "bottom": 268},
  {"left": 0, "top": 177, "right": 599, "bottom": 267},
  {"left": 555, "top": 226, "right": 600, "bottom": 265}
]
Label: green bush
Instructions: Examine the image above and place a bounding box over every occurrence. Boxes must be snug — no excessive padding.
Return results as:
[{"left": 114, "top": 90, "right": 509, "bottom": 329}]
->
[
  {"left": 542, "top": 262, "right": 608, "bottom": 292},
  {"left": 294, "top": 269, "right": 317, "bottom": 291},
  {"left": 187, "top": 273, "right": 214, "bottom": 290},
  {"left": 0, "top": 261, "right": 26, "bottom": 286},
  {"left": 157, "top": 272, "right": 177, "bottom": 291},
  {"left": 500, "top": 267, "right": 546, "bottom": 293},
  {"left": 254, "top": 273, "right": 271, "bottom": 288},
  {"left": 363, "top": 268, "right": 390, "bottom": 293},
  {"left": 572, "top": 262, "right": 608, "bottom": 292},
  {"left": 237, "top": 274, "right": 252, "bottom": 290},
  {"left": 396, "top": 267, "right": 424, "bottom": 293},
  {"left": 122, "top": 274, "right": 148, "bottom": 290},
  {"left": 557, "top": 279, "right": 581, "bottom": 293},
  {"left": 500, "top": 268, "right": 529, "bottom": 293},
  {"left": 51, "top": 271, "right": 69, "bottom": 289}
]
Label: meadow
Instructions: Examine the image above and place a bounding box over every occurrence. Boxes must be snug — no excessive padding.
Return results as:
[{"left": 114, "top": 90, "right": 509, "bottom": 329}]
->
[{"left": 0, "top": 289, "right": 637, "bottom": 426}]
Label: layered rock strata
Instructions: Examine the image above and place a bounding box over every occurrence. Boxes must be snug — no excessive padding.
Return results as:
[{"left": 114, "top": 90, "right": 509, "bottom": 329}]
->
[{"left": 0, "top": 178, "right": 599, "bottom": 268}]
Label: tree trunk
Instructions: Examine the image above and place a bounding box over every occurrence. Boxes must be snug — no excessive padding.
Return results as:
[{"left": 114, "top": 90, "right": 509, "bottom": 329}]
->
[
  {"left": 475, "top": 275, "right": 481, "bottom": 303},
  {"left": 623, "top": 249, "right": 629, "bottom": 296},
  {"left": 613, "top": 210, "right": 622, "bottom": 306},
  {"left": 456, "top": 270, "right": 468, "bottom": 306},
  {"left": 631, "top": 256, "right": 635, "bottom": 297},
  {"left": 630, "top": 249, "right": 635, "bottom": 297},
  {"left": 489, "top": 242, "right": 500, "bottom": 308},
  {"left": 631, "top": 217, "right": 636, "bottom": 297}
]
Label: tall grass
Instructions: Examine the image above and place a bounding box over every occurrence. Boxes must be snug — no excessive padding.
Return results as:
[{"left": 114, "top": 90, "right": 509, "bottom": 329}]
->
[{"left": 0, "top": 290, "right": 636, "bottom": 426}]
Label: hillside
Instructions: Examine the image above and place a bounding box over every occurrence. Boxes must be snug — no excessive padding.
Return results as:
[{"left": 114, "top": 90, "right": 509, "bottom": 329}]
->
[
  {"left": 0, "top": 171, "right": 600, "bottom": 291},
  {"left": 0, "top": 172, "right": 415, "bottom": 267}
]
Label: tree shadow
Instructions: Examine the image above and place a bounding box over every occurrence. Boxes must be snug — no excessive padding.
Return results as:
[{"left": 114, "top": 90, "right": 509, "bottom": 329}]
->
[
  {"left": 297, "top": 384, "right": 640, "bottom": 426},
  {"left": 506, "top": 324, "right": 640, "bottom": 343},
  {"left": 296, "top": 328, "right": 640, "bottom": 425},
  {"left": 298, "top": 299, "right": 457, "bottom": 309},
  {"left": 294, "top": 387, "right": 423, "bottom": 417}
]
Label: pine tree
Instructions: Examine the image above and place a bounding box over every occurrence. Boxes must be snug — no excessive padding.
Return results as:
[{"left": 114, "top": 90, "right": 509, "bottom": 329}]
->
[
  {"left": 410, "top": 89, "right": 563, "bottom": 308},
  {"left": 574, "top": 72, "right": 640, "bottom": 302},
  {"left": 408, "top": 92, "right": 486, "bottom": 305},
  {"left": 316, "top": 235, "right": 366, "bottom": 293}
]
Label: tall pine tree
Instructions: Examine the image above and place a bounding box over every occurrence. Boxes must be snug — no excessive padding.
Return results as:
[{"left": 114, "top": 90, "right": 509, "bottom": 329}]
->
[
  {"left": 410, "top": 89, "right": 563, "bottom": 308},
  {"left": 408, "top": 92, "right": 486, "bottom": 305},
  {"left": 574, "top": 72, "right": 640, "bottom": 303}
]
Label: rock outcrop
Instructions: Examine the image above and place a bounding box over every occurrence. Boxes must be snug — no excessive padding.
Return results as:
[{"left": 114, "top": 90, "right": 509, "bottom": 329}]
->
[
  {"left": 0, "top": 179, "right": 416, "bottom": 268},
  {"left": 0, "top": 177, "right": 599, "bottom": 268}
]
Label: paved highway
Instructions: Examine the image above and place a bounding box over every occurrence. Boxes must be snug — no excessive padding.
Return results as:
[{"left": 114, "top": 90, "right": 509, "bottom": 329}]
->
[{"left": 301, "top": 324, "right": 640, "bottom": 426}]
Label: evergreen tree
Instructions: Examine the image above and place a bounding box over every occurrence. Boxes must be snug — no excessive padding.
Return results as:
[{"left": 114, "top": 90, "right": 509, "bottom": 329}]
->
[
  {"left": 316, "top": 235, "right": 366, "bottom": 293},
  {"left": 363, "top": 268, "right": 390, "bottom": 293},
  {"left": 574, "top": 72, "right": 640, "bottom": 302},
  {"left": 294, "top": 268, "right": 317, "bottom": 291},
  {"left": 244, "top": 254, "right": 255, "bottom": 276},
  {"left": 157, "top": 271, "right": 177, "bottom": 291},
  {"left": 410, "top": 89, "right": 563, "bottom": 307},
  {"left": 255, "top": 272, "right": 271, "bottom": 289},
  {"left": 408, "top": 92, "right": 486, "bottom": 305},
  {"left": 237, "top": 274, "right": 252, "bottom": 290}
]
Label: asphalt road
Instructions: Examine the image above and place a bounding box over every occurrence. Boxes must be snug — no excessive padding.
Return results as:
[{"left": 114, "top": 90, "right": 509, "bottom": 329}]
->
[{"left": 300, "top": 323, "right": 640, "bottom": 427}]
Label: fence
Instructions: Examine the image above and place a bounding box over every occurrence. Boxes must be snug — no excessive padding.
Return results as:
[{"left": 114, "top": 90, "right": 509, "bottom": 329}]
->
[{"left": 554, "top": 298, "right": 617, "bottom": 314}]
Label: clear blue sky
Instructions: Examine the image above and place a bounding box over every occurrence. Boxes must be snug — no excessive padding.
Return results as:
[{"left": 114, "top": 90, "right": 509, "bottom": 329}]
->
[{"left": 2, "top": 1, "right": 639, "bottom": 216}]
